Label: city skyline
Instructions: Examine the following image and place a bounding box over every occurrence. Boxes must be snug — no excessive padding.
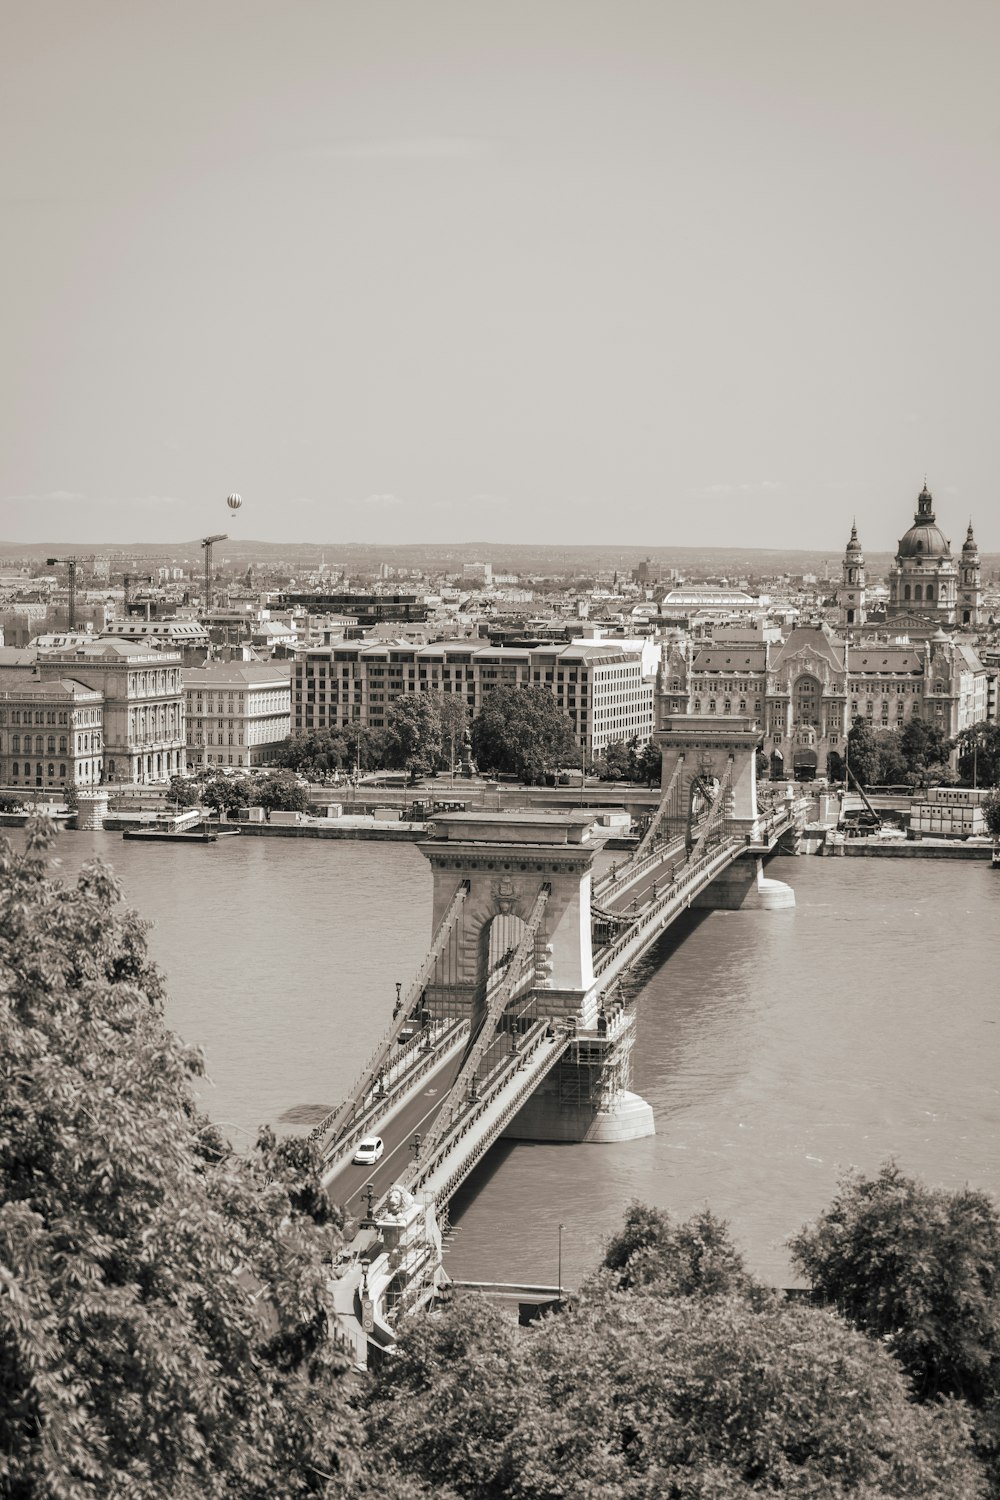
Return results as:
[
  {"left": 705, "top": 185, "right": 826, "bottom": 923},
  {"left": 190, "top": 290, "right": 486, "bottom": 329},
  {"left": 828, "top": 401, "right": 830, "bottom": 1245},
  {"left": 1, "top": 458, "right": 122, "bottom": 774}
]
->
[{"left": 3, "top": 2, "right": 999, "bottom": 551}]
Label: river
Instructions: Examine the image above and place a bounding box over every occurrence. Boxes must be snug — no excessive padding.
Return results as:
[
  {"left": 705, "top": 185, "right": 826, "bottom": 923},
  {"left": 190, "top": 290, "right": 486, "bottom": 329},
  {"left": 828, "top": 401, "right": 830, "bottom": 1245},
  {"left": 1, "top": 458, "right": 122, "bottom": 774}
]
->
[{"left": 33, "top": 829, "right": 1000, "bottom": 1290}]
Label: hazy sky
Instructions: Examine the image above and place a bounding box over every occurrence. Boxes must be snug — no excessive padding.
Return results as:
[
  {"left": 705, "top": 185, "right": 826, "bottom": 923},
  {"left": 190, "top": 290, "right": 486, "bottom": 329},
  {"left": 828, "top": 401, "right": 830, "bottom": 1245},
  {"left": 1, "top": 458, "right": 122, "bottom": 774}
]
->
[{"left": 2, "top": 1, "right": 998, "bottom": 551}]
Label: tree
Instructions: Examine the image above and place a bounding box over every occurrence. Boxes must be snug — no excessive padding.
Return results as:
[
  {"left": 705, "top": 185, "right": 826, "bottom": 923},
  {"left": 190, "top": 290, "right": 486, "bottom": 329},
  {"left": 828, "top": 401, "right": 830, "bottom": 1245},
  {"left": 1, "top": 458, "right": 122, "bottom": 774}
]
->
[
  {"left": 900, "top": 718, "right": 952, "bottom": 782},
  {"left": 166, "top": 772, "right": 200, "bottom": 808},
  {"left": 383, "top": 694, "right": 442, "bottom": 780},
  {"left": 0, "top": 793, "right": 25, "bottom": 813},
  {"left": 200, "top": 773, "right": 250, "bottom": 818},
  {"left": 254, "top": 770, "right": 309, "bottom": 819},
  {"left": 846, "top": 716, "right": 880, "bottom": 788},
  {"left": 0, "top": 821, "right": 361, "bottom": 1498},
  {"left": 471, "top": 685, "right": 578, "bottom": 784},
  {"left": 982, "top": 789, "right": 1000, "bottom": 839},
  {"left": 438, "top": 692, "right": 469, "bottom": 772},
  {"left": 598, "top": 739, "right": 632, "bottom": 781},
  {"left": 637, "top": 739, "right": 662, "bottom": 788},
  {"left": 875, "top": 729, "right": 909, "bottom": 786},
  {"left": 273, "top": 731, "right": 353, "bottom": 776},
  {"left": 790, "top": 1162, "right": 1000, "bottom": 1405},
  {"left": 363, "top": 1267, "right": 983, "bottom": 1498},
  {"left": 956, "top": 723, "right": 1000, "bottom": 788},
  {"left": 602, "top": 1203, "right": 763, "bottom": 1301}
]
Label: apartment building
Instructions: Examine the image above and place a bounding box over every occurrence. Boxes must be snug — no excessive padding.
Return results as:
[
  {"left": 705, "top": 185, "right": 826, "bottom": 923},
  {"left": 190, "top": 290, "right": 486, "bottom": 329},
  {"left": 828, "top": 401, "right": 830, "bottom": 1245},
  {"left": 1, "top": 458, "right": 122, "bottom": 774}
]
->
[
  {"left": 293, "top": 639, "right": 656, "bottom": 763},
  {"left": 183, "top": 661, "right": 291, "bottom": 769}
]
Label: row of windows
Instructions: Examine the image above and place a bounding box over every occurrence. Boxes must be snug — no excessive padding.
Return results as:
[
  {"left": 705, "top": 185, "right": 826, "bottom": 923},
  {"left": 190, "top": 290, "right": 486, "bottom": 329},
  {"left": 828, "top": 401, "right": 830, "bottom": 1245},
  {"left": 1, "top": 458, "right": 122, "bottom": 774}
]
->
[{"left": 0, "top": 708, "right": 75, "bottom": 726}]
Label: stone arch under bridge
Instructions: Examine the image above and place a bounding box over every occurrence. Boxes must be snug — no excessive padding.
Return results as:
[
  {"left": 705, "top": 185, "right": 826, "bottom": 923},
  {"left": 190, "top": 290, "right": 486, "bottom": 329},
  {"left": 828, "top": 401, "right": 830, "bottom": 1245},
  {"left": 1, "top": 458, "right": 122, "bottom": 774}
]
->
[{"left": 419, "top": 812, "right": 597, "bottom": 1026}]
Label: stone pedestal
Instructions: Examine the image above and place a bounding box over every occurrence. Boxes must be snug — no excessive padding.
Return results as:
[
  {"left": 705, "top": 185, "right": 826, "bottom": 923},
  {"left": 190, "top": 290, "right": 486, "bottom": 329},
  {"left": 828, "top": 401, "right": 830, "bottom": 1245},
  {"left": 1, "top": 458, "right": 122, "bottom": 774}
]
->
[
  {"left": 690, "top": 855, "right": 794, "bottom": 911},
  {"left": 75, "top": 789, "right": 109, "bottom": 831}
]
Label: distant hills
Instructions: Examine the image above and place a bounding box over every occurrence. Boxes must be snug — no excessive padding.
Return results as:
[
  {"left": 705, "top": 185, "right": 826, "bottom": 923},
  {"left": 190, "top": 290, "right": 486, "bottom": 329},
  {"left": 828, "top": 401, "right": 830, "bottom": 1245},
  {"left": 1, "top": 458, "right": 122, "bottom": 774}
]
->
[{"left": 2, "top": 537, "right": 998, "bottom": 578}]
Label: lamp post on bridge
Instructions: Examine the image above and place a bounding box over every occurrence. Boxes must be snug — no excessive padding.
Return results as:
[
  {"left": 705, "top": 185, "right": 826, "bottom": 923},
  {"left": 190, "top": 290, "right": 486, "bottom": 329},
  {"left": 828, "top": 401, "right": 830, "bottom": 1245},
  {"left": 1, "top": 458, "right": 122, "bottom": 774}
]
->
[{"left": 557, "top": 1222, "right": 564, "bottom": 1304}]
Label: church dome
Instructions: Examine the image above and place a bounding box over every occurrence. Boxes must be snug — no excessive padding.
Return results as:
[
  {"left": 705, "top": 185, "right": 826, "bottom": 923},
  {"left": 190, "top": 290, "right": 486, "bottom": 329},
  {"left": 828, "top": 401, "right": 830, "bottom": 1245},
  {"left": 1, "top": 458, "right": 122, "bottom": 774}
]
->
[
  {"left": 896, "top": 484, "right": 951, "bottom": 560},
  {"left": 962, "top": 521, "right": 979, "bottom": 556}
]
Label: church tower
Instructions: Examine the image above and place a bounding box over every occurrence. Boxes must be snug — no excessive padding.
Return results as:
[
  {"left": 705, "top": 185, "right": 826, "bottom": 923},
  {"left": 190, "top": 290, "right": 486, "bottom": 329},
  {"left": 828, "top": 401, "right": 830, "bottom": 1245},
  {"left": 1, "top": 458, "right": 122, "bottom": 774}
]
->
[
  {"left": 887, "top": 482, "right": 958, "bottom": 625},
  {"left": 837, "top": 521, "right": 866, "bottom": 630},
  {"left": 957, "top": 521, "right": 982, "bottom": 628}
]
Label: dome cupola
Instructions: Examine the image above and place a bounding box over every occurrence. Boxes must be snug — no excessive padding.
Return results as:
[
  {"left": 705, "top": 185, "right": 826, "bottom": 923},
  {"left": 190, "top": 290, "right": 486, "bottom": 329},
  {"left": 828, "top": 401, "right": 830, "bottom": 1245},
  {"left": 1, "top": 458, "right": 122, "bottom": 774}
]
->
[
  {"left": 895, "top": 482, "right": 951, "bottom": 560},
  {"left": 962, "top": 521, "right": 979, "bottom": 558}
]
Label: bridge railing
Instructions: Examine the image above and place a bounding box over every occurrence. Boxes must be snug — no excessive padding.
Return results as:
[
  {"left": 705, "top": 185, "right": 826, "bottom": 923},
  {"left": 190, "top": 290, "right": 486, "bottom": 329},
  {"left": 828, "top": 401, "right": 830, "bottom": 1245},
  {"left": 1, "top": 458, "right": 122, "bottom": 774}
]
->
[
  {"left": 406, "top": 1017, "right": 567, "bottom": 1206},
  {"left": 592, "top": 835, "right": 742, "bottom": 978},
  {"left": 314, "top": 1017, "right": 467, "bottom": 1160},
  {"left": 314, "top": 881, "right": 471, "bottom": 1147},
  {"left": 417, "top": 885, "right": 551, "bottom": 1160}
]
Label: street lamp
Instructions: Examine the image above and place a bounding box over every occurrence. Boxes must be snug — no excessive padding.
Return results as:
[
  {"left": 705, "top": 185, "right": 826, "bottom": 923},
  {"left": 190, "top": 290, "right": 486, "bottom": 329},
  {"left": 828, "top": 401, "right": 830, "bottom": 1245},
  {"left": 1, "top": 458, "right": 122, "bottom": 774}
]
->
[{"left": 557, "top": 1222, "right": 565, "bottom": 1303}]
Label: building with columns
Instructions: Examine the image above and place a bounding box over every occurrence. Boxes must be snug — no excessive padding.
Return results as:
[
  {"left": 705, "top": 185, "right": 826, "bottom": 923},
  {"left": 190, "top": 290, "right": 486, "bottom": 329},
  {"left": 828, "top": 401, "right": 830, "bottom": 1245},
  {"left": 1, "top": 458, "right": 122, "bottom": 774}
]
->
[
  {"left": 885, "top": 483, "right": 981, "bottom": 629},
  {"left": 36, "top": 640, "right": 186, "bottom": 784},
  {"left": 0, "top": 678, "right": 104, "bottom": 790}
]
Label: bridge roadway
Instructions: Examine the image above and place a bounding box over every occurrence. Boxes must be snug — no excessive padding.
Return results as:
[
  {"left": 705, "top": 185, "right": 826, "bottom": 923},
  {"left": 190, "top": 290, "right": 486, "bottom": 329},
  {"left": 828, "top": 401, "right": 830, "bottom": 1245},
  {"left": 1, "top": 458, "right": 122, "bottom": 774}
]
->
[{"left": 323, "top": 1038, "right": 466, "bottom": 1218}]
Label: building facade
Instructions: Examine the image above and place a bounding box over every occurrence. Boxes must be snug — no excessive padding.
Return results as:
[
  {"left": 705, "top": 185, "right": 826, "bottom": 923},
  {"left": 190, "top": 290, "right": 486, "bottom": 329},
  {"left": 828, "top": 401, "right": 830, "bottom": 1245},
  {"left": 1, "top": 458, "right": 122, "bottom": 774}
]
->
[
  {"left": 293, "top": 639, "right": 656, "bottom": 764},
  {"left": 661, "top": 623, "right": 993, "bottom": 779},
  {"left": 886, "top": 483, "right": 982, "bottom": 629},
  {"left": 0, "top": 678, "right": 104, "bottom": 789},
  {"left": 38, "top": 640, "right": 186, "bottom": 784},
  {"left": 183, "top": 661, "right": 292, "bottom": 769}
]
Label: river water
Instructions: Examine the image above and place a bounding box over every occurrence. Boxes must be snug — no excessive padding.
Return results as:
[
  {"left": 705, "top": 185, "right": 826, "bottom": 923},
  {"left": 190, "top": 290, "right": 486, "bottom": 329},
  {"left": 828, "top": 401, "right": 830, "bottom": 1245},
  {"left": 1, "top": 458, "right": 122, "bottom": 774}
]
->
[{"left": 38, "top": 831, "right": 1000, "bottom": 1289}]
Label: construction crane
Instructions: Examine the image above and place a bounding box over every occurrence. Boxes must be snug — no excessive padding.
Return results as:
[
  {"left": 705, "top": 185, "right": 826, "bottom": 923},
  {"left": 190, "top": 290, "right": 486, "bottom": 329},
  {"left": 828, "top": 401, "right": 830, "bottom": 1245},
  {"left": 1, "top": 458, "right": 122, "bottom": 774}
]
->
[
  {"left": 46, "top": 556, "right": 79, "bottom": 630},
  {"left": 201, "top": 534, "right": 228, "bottom": 613},
  {"left": 123, "top": 574, "right": 153, "bottom": 615}
]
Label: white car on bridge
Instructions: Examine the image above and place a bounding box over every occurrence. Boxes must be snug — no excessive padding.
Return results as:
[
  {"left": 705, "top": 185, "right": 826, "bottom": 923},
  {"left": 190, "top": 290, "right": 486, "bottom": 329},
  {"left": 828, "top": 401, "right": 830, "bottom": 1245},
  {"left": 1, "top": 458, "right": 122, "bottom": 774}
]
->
[{"left": 353, "top": 1136, "right": 384, "bottom": 1165}]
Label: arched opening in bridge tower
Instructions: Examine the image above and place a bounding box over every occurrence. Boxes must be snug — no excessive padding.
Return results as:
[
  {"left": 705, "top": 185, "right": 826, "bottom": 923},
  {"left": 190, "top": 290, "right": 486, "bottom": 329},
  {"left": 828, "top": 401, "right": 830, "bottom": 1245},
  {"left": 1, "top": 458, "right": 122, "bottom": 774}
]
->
[{"left": 466, "top": 912, "right": 537, "bottom": 1088}]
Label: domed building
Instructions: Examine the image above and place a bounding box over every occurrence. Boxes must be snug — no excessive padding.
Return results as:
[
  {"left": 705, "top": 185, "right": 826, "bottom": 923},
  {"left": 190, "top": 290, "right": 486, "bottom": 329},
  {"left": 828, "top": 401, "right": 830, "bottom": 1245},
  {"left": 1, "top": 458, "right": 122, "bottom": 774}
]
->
[{"left": 886, "top": 482, "right": 980, "bottom": 628}]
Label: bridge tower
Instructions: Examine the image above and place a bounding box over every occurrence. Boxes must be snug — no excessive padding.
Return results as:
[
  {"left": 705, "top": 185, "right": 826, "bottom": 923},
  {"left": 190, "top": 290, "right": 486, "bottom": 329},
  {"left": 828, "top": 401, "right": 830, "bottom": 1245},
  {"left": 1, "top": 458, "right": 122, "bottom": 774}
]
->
[
  {"left": 656, "top": 714, "right": 794, "bottom": 910},
  {"left": 420, "top": 810, "right": 654, "bottom": 1142},
  {"left": 420, "top": 811, "right": 596, "bottom": 1022}
]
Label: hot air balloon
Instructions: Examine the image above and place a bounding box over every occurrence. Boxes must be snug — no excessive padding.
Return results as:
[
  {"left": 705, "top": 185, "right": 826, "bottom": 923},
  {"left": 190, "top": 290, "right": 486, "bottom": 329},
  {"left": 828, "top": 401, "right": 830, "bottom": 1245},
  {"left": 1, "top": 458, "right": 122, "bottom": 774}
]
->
[{"left": 227, "top": 492, "right": 243, "bottom": 513}]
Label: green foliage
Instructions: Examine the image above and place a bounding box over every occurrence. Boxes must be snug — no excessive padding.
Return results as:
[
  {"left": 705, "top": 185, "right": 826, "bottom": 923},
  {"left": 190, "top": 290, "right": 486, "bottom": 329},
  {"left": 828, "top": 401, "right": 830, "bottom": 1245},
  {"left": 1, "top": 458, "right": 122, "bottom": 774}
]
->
[
  {"left": 790, "top": 1162, "right": 1000, "bottom": 1405},
  {"left": 383, "top": 693, "right": 443, "bottom": 779},
  {"left": 846, "top": 716, "right": 880, "bottom": 788},
  {"left": 637, "top": 739, "right": 662, "bottom": 787},
  {"left": 254, "top": 769, "right": 309, "bottom": 815},
  {"left": 273, "top": 730, "right": 354, "bottom": 775},
  {"left": 597, "top": 739, "right": 634, "bottom": 780},
  {"left": 199, "top": 773, "right": 250, "bottom": 817},
  {"left": 471, "top": 684, "right": 578, "bottom": 783},
  {"left": 363, "top": 1280, "right": 983, "bottom": 1498},
  {"left": 0, "top": 821, "right": 358, "bottom": 1499},
  {"left": 602, "top": 1203, "right": 763, "bottom": 1301},
  {"left": 956, "top": 723, "right": 1000, "bottom": 788},
  {"left": 166, "top": 773, "right": 200, "bottom": 808},
  {"left": 0, "top": 792, "right": 26, "bottom": 813},
  {"left": 982, "top": 788, "right": 1000, "bottom": 839},
  {"left": 439, "top": 692, "right": 469, "bottom": 769},
  {"left": 874, "top": 729, "right": 909, "bottom": 786},
  {"left": 899, "top": 718, "right": 952, "bottom": 780}
]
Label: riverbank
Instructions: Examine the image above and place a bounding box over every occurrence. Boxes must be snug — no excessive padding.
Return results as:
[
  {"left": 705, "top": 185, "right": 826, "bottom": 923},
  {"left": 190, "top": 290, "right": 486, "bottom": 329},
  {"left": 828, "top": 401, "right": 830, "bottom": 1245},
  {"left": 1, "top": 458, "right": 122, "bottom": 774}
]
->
[
  {"left": 239, "top": 818, "right": 429, "bottom": 841},
  {"left": 841, "top": 839, "right": 995, "bottom": 859}
]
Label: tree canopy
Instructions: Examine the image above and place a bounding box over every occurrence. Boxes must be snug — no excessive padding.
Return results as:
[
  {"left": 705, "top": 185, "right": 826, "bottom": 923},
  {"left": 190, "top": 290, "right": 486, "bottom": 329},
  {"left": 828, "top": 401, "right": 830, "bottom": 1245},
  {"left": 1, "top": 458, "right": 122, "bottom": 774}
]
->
[
  {"left": 956, "top": 723, "right": 1000, "bottom": 789},
  {"left": 471, "top": 684, "right": 579, "bottom": 783},
  {"left": 362, "top": 1206, "right": 983, "bottom": 1498},
  {"left": 790, "top": 1161, "right": 1000, "bottom": 1407},
  {"left": 382, "top": 693, "right": 443, "bottom": 779},
  {"left": 0, "top": 822, "right": 359, "bottom": 1499}
]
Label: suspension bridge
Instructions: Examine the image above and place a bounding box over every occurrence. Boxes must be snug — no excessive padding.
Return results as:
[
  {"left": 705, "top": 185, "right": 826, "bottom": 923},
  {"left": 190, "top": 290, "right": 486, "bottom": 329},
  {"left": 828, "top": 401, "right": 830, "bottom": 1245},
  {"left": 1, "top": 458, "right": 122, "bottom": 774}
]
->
[{"left": 316, "top": 715, "right": 810, "bottom": 1366}]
